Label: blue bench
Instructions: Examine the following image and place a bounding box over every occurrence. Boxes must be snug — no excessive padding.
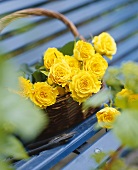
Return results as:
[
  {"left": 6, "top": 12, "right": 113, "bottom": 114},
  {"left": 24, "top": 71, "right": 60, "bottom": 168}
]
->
[{"left": 0, "top": 0, "right": 138, "bottom": 169}]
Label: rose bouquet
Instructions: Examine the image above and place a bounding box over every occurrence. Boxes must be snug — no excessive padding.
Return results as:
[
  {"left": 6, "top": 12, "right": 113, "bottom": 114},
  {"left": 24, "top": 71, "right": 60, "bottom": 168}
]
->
[
  {"left": 18, "top": 32, "right": 116, "bottom": 109},
  {"left": 0, "top": 8, "right": 117, "bottom": 138}
]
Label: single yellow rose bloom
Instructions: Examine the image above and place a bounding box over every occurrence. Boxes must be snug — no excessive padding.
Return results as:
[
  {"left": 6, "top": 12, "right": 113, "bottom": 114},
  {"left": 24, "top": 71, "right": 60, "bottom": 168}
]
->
[
  {"left": 74, "top": 40, "right": 95, "bottom": 61},
  {"left": 116, "top": 88, "right": 138, "bottom": 101},
  {"left": 84, "top": 53, "right": 108, "bottom": 79},
  {"left": 49, "top": 59, "right": 71, "bottom": 87},
  {"left": 69, "top": 70, "right": 101, "bottom": 103},
  {"left": 92, "top": 32, "right": 117, "bottom": 59},
  {"left": 116, "top": 88, "right": 133, "bottom": 97},
  {"left": 44, "top": 48, "right": 64, "bottom": 69},
  {"left": 30, "top": 82, "right": 59, "bottom": 109},
  {"left": 18, "top": 76, "right": 32, "bottom": 98},
  {"left": 96, "top": 107, "right": 120, "bottom": 129}
]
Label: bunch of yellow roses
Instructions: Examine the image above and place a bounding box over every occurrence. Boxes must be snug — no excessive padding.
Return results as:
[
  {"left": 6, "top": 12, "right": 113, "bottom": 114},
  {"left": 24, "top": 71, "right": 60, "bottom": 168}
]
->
[{"left": 18, "top": 32, "right": 117, "bottom": 109}]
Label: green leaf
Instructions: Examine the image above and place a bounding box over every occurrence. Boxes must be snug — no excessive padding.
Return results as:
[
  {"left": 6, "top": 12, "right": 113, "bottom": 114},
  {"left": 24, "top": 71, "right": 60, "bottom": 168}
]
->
[
  {"left": 58, "top": 41, "right": 75, "bottom": 56},
  {"left": 91, "top": 152, "right": 107, "bottom": 164},
  {"left": 82, "top": 89, "right": 111, "bottom": 110},
  {"left": 41, "top": 71, "right": 49, "bottom": 76},
  {"left": 109, "top": 158, "right": 126, "bottom": 170},
  {"left": 121, "top": 62, "right": 138, "bottom": 93},
  {"left": 113, "top": 109, "right": 138, "bottom": 148},
  {"left": 115, "top": 96, "right": 128, "bottom": 109},
  {"left": 19, "top": 64, "right": 34, "bottom": 75},
  {"left": 104, "top": 67, "right": 123, "bottom": 97},
  {"left": 0, "top": 61, "right": 48, "bottom": 142},
  {"left": 32, "top": 70, "right": 47, "bottom": 83},
  {"left": 0, "top": 160, "right": 14, "bottom": 170},
  {"left": 0, "top": 60, "right": 19, "bottom": 90},
  {"left": 3, "top": 96, "right": 48, "bottom": 142},
  {"left": 34, "top": 57, "right": 44, "bottom": 69},
  {"left": 1, "top": 135, "right": 28, "bottom": 159}
]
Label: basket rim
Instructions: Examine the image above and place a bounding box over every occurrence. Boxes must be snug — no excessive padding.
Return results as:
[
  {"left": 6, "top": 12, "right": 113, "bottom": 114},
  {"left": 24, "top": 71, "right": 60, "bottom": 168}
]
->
[{"left": 0, "top": 8, "right": 85, "bottom": 41}]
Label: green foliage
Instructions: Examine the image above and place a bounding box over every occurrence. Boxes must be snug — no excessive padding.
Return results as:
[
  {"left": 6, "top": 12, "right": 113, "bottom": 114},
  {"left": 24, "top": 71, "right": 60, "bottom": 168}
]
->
[
  {"left": 18, "top": 62, "right": 47, "bottom": 83},
  {"left": 107, "top": 159, "right": 126, "bottom": 170},
  {"left": 104, "top": 62, "right": 138, "bottom": 97},
  {"left": 83, "top": 88, "right": 111, "bottom": 110},
  {"left": 91, "top": 152, "right": 107, "bottom": 164},
  {"left": 104, "top": 67, "right": 123, "bottom": 97},
  {"left": 18, "top": 41, "right": 76, "bottom": 84},
  {"left": 0, "top": 135, "right": 28, "bottom": 159},
  {"left": 92, "top": 151, "right": 126, "bottom": 170},
  {"left": 89, "top": 61, "right": 138, "bottom": 169},
  {"left": 58, "top": 41, "right": 75, "bottom": 56},
  {"left": 103, "top": 61, "right": 138, "bottom": 148},
  {"left": 121, "top": 62, "right": 138, "bottom": 93},
  {"left": 0, "top": 60, "right": 48, "bottom": 169},
  {"left": 19, "top": 63, "right": 34, "bottom": 76},
  {"left": 32, "top": 70, "right": 47, "bottom": 83},
  {"left": 113, "top": 109, "right": 138, "bottom": 148},
  {"left": 0, "top": 161, "right": 13, "bottom": 170}
]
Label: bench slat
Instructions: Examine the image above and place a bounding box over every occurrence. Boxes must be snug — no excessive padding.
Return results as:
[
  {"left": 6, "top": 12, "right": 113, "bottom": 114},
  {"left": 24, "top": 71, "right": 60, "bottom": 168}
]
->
[
  {"left": 62, "top": 131, "right": 120, "bottom": 170},
  {"left": 2, "top": 0, "right": 136, "bottom": 65},
  {"left": 78, "top": 1, "right": 138, "bottom": 37},
  {"left": 1, "top": 0, "right": 92, "bottom": 32},
  {"left": 14, "top": 114, "right": 99, "bottom": 170},
  {"left": 109, "top": 34, "right": 138, "bottom": 66},
  {"left": 7, "top": 1, "right": 138, "bottom": 67},
  {"left": 119, "top": 48, "right": 138, "bottom": 65},
  {"left": 0, "top": 0, "right": 49, "bottom": 16},
  {"left": 1, "top": 0, "right": 129, "bottom": 54}
]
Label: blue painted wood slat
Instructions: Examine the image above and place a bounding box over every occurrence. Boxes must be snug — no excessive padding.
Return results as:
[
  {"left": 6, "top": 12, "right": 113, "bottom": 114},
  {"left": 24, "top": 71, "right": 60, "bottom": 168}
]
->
[
  {"left": 3, "top": 0, "right": 137, "bottom": 67},
  {"left": 62, "top": 131, "right": 120, "bottom": 170},
  {"left": 1, "top": 0, "right": 129, "bottom": 54},
  {"left": 14, "top": 114, "right": 98, "bottom": 170}
]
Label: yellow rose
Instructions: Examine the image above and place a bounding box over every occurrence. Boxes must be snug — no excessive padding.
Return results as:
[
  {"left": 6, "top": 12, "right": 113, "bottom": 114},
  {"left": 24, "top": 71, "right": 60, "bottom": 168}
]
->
[
  {"left": 30, "top": 82, "right": 58, "bottom": 109},
  {"left": 116, "top": 88, "right": 133, "bottom": 97},
  {"left": 84, "top": 53, "right": 108, "bottom": 79},
  {"left": 74, "top": 40, "right": 95, "bottom": 61},
  {"left": 116, "top": 88, "right": 138, "bottom": 102},
  {"left": 96, "top": 107, "right": 120, "bottom": 129},
  {"left": 44, "top": 48, "right": 64, "bottom": 69},
  {"left": 129, "top": 94, "right": 138, "bottom": 102},
  {"left": 69, "top": 70, "right": 101, "bottom": 103},
  {"left": 18, "top": 77, "right": 32, "bottom": 98},
  {"left": 70, "top": 67, "right": 80, "bottom": 79},
  {"left": 92, "top": 32, "right": 117, "bottom": 59},
  {"left": 64, "top": 55, "right": 80, "bottom": 68},
  {"left": 49, "top": 58, "right": 71, "bottom": 87}
]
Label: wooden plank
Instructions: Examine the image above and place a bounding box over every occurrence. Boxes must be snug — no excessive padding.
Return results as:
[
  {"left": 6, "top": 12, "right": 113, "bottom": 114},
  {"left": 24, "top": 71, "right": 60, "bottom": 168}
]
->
[
  {"left": 119, "top": 48, "right": 138, "bottom": 65},
  {"left": 62, "top": 131, "right": 120, "bottom": 170},
  {"left": 14, "top": 114, "right": 99, "bottom": 170},
  {"left": 78, "top": 1, "right": 138, "bottom": 38},
  {"left": 1, "top": 0, "right": 92, "bottom": 32},
  {"left": 7, "top": 1, "right": 138, "bottom": 66},
  {"left": 0, "top": 0, "right": 49, "bottom": 16},
  {"left": 108, "top": 18, "right": 138, "bottom": 42},
  {"left": 109, "top": 34, "right": 138, "bottom": 66},
  {"left": 3, "top": 0, "right": 128, "bottom": 46},
  {"left": 1, "top": 0, "right": 131, "bottom": 61}
]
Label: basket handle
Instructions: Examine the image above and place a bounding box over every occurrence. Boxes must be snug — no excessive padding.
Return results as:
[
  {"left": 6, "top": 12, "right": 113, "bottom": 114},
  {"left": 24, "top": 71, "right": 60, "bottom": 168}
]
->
[{"left": 0, "top": 8, "right": 85, "bottom": 41}]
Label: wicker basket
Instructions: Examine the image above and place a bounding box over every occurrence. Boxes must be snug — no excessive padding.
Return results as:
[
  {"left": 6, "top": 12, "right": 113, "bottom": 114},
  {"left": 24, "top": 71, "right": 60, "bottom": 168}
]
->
[
  {"left": 36, "top": 93, "right": 99, "bottom": 141},
  {"left": 0, "top": 8, "right": 101, "bottom": 142}
]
